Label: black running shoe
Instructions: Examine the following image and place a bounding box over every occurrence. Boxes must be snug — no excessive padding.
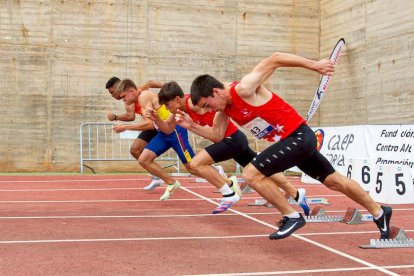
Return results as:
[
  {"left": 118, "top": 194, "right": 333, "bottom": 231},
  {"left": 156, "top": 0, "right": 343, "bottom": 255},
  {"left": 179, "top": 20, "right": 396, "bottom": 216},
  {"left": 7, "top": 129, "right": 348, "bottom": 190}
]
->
[
  {"left": 269, "top": 213, "right": 306, "bottom": 240},
  {"left": 373, "top": 205, "right": 392, "bottom": 240}
]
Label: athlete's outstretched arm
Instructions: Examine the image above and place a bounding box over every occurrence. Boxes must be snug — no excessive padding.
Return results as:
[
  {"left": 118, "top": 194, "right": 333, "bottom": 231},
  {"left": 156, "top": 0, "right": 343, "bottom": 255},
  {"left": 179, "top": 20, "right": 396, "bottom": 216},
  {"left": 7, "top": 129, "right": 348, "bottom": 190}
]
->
[
  {"left": 138, "top": 80, "right": 164, "bottom": 91},
  {"left": 175, "top": 110, "right": 228, "bottom": 143},
  {"left": 108, "top": 102, "right": 136, "bottom": 122},
  {"left": 237, "top": 53, "right": 335, "bottom": 98}
]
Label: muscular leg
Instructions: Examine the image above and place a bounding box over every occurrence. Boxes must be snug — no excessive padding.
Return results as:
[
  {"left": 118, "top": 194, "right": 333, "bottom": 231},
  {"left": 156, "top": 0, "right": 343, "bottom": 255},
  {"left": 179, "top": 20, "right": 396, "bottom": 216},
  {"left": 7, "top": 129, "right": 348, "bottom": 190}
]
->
[
  {"left": 130, "top": 138, "right": 147, "bottom": 160},
  {"left": 324, "top": 172, "right": 381, "bottom": 216},
  {"left": 138, "top": 149, "right": 175, "bottom": 184},
  {"left": 189, "top": 150, "right": 232, "bottom": 189},
  {"left": 269, "top": 172, "right": 297, "bottom": 198},
  {"left": 243, "top": 164, "right": 296, "bottom": 215}
]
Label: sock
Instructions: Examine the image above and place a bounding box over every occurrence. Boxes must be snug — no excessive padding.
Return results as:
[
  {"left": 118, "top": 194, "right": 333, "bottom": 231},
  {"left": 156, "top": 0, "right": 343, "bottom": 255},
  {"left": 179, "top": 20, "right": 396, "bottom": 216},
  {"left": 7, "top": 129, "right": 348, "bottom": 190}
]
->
[
  {"left": 219, "top": 184, "right": 235, "bottom": 197},
  {"left": 374, "top": 208, "right": 384, "bottom": 220},
  {"left": 286, "top": 211, "right": 300, "bottom": 219},
  {"left": 294, "top": 191, "right": 299, "bottom": 201},
  {"left": 228, "top": 179, "right": 234, "bottom": 188}
]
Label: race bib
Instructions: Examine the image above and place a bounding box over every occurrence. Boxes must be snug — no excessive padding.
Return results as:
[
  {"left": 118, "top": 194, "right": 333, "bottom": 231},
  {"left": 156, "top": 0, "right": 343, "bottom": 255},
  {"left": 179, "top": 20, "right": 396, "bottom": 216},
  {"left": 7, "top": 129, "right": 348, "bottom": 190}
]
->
[{"left": 242, "top": 117, "right": 275, "bottom": 140}]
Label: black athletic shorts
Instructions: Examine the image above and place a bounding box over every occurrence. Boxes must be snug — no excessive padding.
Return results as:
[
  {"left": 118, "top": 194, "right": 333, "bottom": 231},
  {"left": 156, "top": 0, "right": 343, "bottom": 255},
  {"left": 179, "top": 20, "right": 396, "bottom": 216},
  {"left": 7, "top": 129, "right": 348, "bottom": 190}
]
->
[
  {"left": 250, "top": 124, "right": 335, "bottom": 182},
  {"left": 138, "top": 129, "right": 158, "bottom": 143},
  {"left": 205, "top": 129, "right": 257, "bottom": 167}
]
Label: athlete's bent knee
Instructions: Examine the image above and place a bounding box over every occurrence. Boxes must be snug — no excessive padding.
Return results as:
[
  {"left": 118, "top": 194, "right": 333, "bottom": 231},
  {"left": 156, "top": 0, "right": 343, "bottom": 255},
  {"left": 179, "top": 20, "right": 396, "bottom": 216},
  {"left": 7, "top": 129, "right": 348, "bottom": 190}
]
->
[
  {"left": 323, "top": 172, "right": 345, "bottom": 191},
  {"left": 242, "top": 164, "right": 264, "bottom": 187},
  {"left": 138, "top": 156, "right": 151, "bottom": 167}
]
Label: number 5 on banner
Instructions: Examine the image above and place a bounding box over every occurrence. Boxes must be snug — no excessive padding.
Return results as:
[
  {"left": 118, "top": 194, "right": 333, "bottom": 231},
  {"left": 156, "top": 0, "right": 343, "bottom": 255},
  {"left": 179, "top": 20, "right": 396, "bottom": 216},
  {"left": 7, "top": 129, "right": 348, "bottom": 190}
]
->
[
  {"left": 369, "top": 165, "right": 414, "bottom": 204},
  {"left": 346, "top": 159, "right": 414, "bottom": 204}
]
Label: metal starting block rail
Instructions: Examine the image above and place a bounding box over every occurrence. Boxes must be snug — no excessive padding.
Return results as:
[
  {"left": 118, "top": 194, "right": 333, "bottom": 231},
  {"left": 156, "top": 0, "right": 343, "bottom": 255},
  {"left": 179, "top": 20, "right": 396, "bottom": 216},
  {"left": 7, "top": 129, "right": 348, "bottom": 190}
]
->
[
  {"left": 360, "top": 226, "right": 414, "bottom": 249},
  {"left": 305, "top": 206, "right": 373, "bottom": 224},
  {"left": 287, "top": 197, "right": 330, "bottom": 206},
  {"left": 194, "top": 177, "right": 245, "bottom": 183},
  {"left": 247, "top": 197, "right": 330, "bottom": 208}
]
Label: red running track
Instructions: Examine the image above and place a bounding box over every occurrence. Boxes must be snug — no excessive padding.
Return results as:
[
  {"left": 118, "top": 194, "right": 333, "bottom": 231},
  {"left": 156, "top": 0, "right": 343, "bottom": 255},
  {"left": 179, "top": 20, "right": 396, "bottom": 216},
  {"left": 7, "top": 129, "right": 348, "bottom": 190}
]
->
[{"left": 0, "top": 174, "right": 413, "bottom": 275}]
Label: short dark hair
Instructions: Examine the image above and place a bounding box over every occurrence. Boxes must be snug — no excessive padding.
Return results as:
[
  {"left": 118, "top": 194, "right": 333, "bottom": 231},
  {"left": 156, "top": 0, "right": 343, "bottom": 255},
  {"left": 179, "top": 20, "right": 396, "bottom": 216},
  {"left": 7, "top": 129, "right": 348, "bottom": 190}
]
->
[
  {"left": 116, "top": 79, "right": 137, "bottom": 94},
  {"left": 158, "top": 81, "right": 184, "bottom": 105},
  {"left": 105, "top": 76, "right": 120, "bottom": 89},
  {"left": 190, "top": 74, "right": 224, "bottom": 105}
]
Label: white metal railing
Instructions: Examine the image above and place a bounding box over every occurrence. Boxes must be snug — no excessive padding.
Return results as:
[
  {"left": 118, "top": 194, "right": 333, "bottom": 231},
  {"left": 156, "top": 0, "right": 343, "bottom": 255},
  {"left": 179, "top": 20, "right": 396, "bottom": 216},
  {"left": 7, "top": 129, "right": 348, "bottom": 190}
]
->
[{"left": 79, "top": 122, "right": 180, "bottom": 174}]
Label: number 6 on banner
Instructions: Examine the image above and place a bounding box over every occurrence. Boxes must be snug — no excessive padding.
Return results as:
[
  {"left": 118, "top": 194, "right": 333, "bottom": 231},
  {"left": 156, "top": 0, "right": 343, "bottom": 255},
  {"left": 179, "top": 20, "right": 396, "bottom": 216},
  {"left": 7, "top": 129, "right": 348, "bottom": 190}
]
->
[
  {"left": 346, "top": 158, "right": 373, "bottom": 192},
  {"left": 369, "top": 165, "right": 414, "bottom": 204}
]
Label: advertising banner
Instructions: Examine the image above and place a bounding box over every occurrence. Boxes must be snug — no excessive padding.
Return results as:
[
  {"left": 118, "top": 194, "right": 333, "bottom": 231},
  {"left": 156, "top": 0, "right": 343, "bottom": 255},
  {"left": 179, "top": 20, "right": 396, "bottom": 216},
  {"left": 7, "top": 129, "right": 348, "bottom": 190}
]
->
[{"left": 301, "top": 125, "right": 414, "bottom": 204}]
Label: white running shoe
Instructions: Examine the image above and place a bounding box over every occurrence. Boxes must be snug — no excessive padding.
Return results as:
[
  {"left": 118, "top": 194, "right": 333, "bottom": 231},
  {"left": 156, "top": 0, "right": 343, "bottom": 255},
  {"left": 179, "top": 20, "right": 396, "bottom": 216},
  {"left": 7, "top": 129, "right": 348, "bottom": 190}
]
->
[
  {"left": 212, "top": 194, "right": 240, "bottom": 214},
  {"left": 229, "top": 176, "right": 242, "bottom": 197},
  {"left": 160, "top": 181, "right": 181, "bottom": 201},
  {"left": 144, "top": 179, "right": 164, "bottom": 191}
]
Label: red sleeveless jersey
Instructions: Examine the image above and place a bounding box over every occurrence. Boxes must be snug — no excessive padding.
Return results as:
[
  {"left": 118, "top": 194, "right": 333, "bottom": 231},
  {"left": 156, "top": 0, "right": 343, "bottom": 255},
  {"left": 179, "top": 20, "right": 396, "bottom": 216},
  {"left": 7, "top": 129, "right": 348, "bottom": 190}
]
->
[
  {"left": 224, "top": 82, "right": 305, "bottom": 142},
  {"left": 185, "top": 96, "right": 237, "bottom": 138},
  {"left": 134, "top": 103, "right": 142, "bottom": 115}
]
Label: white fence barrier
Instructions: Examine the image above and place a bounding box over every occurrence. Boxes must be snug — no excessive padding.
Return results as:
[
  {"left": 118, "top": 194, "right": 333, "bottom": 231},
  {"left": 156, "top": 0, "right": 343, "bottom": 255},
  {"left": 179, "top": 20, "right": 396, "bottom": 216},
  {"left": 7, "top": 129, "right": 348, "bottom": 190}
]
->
[{"left": 79, "top": 122, "right": 180, "bottom": 174}]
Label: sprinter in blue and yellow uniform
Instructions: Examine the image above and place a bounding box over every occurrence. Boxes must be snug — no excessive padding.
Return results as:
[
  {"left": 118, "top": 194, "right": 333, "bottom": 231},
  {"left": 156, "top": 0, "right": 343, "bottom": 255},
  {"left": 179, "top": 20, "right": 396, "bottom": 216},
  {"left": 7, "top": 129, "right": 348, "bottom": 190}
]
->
[{"left": 115, "top": 79, "right": 195, "bottom": 201}]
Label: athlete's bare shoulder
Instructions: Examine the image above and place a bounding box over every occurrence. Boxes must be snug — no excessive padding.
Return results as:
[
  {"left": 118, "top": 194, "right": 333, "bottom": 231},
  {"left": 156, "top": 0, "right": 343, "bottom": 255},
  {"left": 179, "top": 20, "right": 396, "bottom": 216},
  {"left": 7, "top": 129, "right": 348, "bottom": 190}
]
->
[{"left": 138, "top": 90, "right": 156, "bottom": 108}]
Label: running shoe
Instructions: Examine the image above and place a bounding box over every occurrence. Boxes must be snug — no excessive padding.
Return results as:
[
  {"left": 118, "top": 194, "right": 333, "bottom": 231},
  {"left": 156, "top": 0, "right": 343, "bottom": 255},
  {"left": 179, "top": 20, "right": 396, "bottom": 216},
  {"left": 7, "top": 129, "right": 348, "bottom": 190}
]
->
[
  {"left": 229, "top": 176, "right": 242, "bottom": 197},
  {"left": 297, "top": 188, "right": 310, "bottom": 216},
  {"left": 373, "top": 205, "right": 393, "bottom": 239},
  {"left": 212, "top": 196, "right": 239, "bottom": 214},
  {"left": 269, "top": 214, "right": 306, "bottom": 240},
  {"left": 160, "top": 181, "right": 181, "bottom": 201},
  {"left": 144, "top": 178, "right": 164, "bottom": 191}
]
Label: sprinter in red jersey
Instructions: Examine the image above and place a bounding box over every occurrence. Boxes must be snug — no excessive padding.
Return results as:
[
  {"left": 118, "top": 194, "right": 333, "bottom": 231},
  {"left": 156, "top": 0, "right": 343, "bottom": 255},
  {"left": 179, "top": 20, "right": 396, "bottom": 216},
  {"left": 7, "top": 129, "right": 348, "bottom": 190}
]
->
[
  {"left": 147, "top": 81, "right": 310, "bottom": 215},
  {"left": 186, "top": 52, "right": 392, "bottom": 240},
  {"left": 105, "top": 77, "right": 163, "bottom": 190}
]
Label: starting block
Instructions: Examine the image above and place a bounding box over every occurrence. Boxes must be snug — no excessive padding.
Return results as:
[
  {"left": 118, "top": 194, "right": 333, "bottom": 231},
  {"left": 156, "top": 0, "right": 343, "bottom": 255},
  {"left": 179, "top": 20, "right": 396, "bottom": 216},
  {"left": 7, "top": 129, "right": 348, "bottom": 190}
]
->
[
  {"left": 305, "top": 206, "right": 343, "bottom": 223},
  {"left": 305, "top": 207, "right": 373, "bottom": 224},
  {"left": 193, "top": 177, "right": 245, "bottom": 183},
  {"left": 360, "top": 226, "right": 414, "bottom": 249},
  {"left": 248, "top": 197, "right": 330, "bottom": 208},
  {"left": 341, "top": 207, "right": 373, "bottom": 224},
  {"left": 241, "top": 184, "right": 253, "bottom": 194},
  {"left": 247, "top": 198, "right": 273, "bottom": 208},
  {"left": 287, "top": 196, "right": 330, "bottom": 205}
]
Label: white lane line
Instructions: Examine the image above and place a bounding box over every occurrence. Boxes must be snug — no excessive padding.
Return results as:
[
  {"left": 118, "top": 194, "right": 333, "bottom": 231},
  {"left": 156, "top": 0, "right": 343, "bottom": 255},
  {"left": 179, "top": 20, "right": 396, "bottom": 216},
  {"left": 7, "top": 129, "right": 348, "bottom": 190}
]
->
[
  {"left": 0, "top": 178, "right": 149, "bottom": 183},
  {"left": 0, "top": 188, "right": 144, "bottom": 192},
  {"left": 298, "top": 230, "right": 414, "bottom": 236},
  {"left": 180, "top": 186, "right": 399, "bottom": 276},
  {"left": 183, "top": 265, "right": 414, "bottom": 276},
  {"left": 0, "top": 234, "right": 267, "bottom": 244},
  {"left": 0, "top": 186, "right": 217, "bottom": 192},
  {"left": 0, "top": 197, "right": 266, "bottom": 203},
  {"left": 0, "top": 199, "right": 208, "bottom": 203},
  {"left": 0, "top": 177, "right": 196, "bottom": 183}
]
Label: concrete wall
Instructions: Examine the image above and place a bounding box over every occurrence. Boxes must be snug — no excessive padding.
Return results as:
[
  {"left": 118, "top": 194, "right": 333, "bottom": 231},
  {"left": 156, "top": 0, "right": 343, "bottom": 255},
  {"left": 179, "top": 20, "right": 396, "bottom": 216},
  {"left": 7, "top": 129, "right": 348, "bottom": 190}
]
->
[
  {"left": 317, "top": 0, "right": 414, "bottom": 126},
  {"left": 0, "top": 0, "right": 412, "bottom": 172}
]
